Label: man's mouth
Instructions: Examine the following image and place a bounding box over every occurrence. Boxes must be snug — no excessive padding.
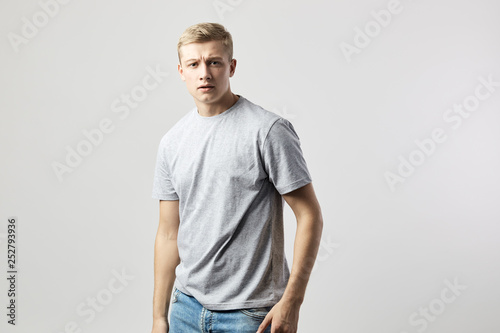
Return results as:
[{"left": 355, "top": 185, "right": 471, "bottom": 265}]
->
[{"left": 198, "top": 85, "right": 215, "bottom": 91}]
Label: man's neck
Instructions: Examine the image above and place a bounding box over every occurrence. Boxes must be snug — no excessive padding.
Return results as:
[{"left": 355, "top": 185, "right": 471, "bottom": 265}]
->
[{"left": 196, "top": 92, "right": 239, "bottom": 117}]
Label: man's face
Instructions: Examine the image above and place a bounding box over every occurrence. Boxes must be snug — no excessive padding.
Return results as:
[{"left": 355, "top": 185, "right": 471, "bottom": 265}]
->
[{"left": 178, "top": 40, "right": 236, "bottom": 108}]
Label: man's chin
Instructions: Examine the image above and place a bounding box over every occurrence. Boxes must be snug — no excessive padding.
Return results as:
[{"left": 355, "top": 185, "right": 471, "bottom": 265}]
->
[{"left": 194, "top": 93, "right": 218, "bottom": 104}]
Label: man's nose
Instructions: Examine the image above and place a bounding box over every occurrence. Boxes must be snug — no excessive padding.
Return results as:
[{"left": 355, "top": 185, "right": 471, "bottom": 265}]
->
[{"left": 199, "top": 63, "right": 212, "bottom": 80}]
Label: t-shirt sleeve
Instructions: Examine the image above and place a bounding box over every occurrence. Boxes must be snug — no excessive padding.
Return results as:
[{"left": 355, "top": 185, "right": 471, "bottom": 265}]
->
[
  {"left": 152, "top": 138, "right": 179, "bottom": 201},
  {"left": 261, "top": 118, "right": 312, "bottom": 195}
]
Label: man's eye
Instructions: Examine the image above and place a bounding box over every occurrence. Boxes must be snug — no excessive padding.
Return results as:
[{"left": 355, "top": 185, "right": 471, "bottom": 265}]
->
[
  {"left": 210, "top": 61, "right": 220, "bottom": 65},
  {"left": 188, "top": 63, "right": 197, "bottom": 67}
]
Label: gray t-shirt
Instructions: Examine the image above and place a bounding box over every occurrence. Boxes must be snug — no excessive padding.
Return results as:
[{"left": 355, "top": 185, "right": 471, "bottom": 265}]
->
[{"left": 152, "top": 95, "right": 312, "bottom": 310}]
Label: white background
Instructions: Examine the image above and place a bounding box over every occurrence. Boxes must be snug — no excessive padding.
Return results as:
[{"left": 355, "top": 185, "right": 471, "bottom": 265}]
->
[{"left": 1, "top": 0, "right": 500, "bottom": 332}]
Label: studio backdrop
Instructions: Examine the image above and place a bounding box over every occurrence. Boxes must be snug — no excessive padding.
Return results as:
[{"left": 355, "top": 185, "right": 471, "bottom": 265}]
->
[{"left": 1, "top": 0, "right": 499, "bottom": 332}]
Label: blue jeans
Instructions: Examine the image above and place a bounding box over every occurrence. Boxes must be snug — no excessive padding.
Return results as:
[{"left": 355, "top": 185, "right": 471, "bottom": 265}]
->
[{"left": 170, "top": 287, "right": 273, "bottom": 333}]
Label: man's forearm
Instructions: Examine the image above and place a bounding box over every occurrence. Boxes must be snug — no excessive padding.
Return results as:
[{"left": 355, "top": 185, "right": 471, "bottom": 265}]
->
[
  {"left": 152, "top": 234, "right": 180, "bottom": 321},
  {"left": 281, "top": 213, "right": 323, "bottom": 305}
]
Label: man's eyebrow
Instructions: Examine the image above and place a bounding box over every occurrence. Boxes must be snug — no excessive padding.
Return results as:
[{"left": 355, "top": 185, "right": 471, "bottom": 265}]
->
[{"left": 184, "top": 56, "right": 224, "bottom": 63}]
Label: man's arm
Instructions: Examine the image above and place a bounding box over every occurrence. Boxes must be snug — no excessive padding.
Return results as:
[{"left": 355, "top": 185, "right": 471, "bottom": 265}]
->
[
  {"left": 151, "top": 200, "right": 181, "bottom": 333},
  {"left": 257, "top": 182, "right": 323, "bottom": 333}
]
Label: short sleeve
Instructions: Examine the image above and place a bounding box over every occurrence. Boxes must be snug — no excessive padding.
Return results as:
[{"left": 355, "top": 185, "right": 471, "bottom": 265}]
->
[
  {"left": 152, "top": 138, "right": 179, "bottom": 200},
  {"left": 261, "top": 118, "right": 312, "bottom": 195}
]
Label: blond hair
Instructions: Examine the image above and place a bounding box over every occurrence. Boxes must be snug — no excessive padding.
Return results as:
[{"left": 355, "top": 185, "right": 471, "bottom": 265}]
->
[{"left": 177, "top": 22, "right": 233, "bottom": 63}]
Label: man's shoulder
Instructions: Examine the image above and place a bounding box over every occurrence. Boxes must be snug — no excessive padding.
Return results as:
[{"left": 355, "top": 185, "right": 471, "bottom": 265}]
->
[
  {"left": 158, "top": 108, "right": 194, "bottom": 145},
  {"left": 238, "top": 96, "right": 283, "bottom": 127}
]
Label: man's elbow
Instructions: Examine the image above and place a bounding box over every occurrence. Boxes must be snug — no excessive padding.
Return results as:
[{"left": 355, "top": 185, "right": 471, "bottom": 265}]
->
[
  {"left": 313, "top": 211, "right": 323, "bottom": 238},
  {"left": 298, "top": 209, "right": 323, "bottom": 236}
]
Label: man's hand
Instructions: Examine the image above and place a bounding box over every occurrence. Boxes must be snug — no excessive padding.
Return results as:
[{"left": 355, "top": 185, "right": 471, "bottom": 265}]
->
[
  {"left": 256, "top": 299, "right": 300, "bottom": 333},
  {"left": 151, "top": 317, "right": 168, "bottom": 333}
]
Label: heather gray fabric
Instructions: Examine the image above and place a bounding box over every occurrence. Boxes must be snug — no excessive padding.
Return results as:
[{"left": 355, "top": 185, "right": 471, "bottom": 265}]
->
[{"left": 151, "top": 95, "right": 312, "bottom": 311}]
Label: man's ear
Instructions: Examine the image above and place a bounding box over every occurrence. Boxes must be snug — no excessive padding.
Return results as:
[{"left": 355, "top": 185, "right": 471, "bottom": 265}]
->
[
  {"left": 229, "top": 58, "right": 237, "bottom": 78},
  {"left": 178, "top": 63, "right": 185, "bottom": 81}
]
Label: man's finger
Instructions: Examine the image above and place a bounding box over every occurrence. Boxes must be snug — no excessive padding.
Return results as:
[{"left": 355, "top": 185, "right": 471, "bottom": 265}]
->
[{"left": 256, "top": 313, "right": 272, "bottom": 333}]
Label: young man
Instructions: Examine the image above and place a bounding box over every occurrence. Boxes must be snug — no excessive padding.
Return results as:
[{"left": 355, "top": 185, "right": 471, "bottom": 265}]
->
[{"left": 151, "top": 22, "right": 323, "bottom": 333}]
